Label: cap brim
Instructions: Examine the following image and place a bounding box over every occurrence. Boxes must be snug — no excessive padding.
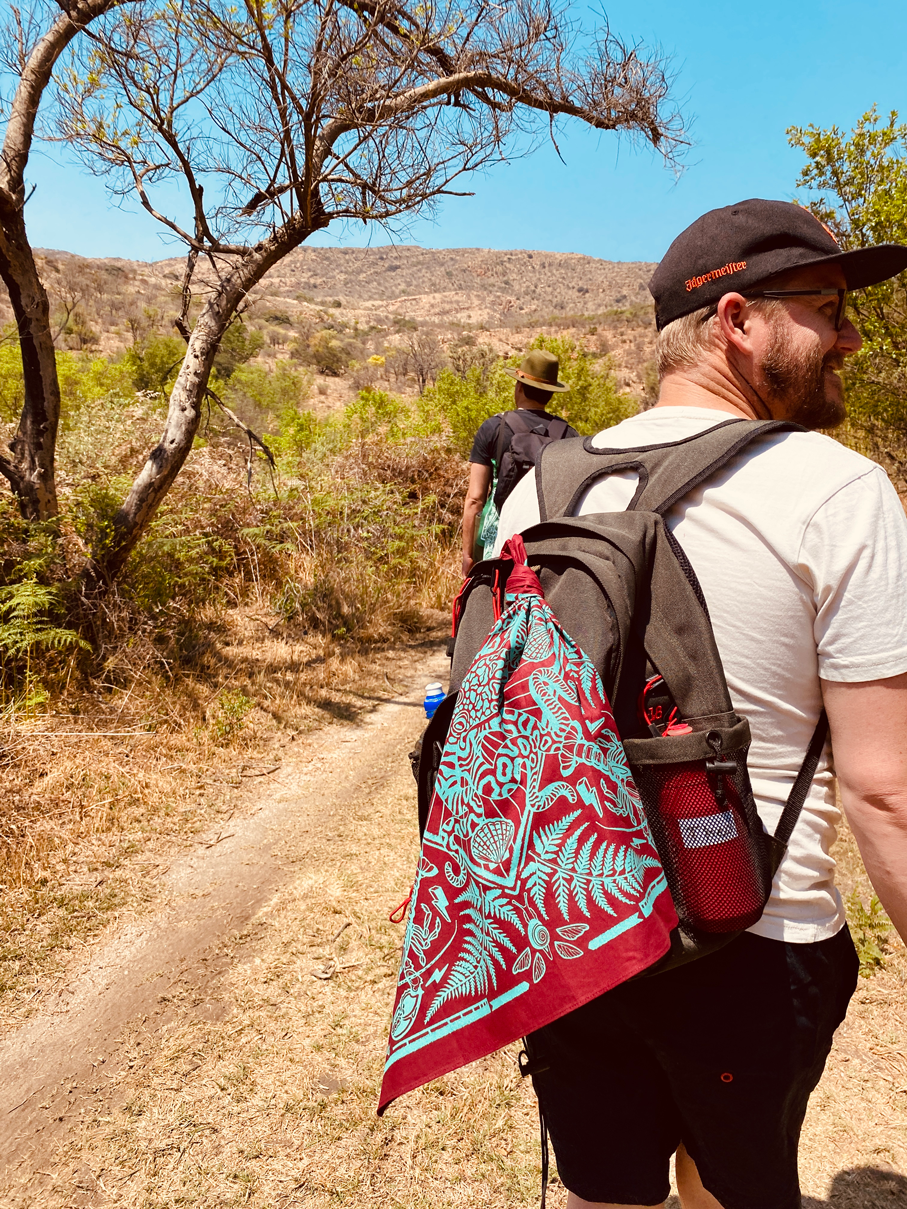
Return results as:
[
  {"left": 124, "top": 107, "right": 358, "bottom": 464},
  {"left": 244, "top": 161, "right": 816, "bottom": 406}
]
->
[
  {"left": 767, "top": 244, "right": 907, "bottom": 291},
  {"left": 504, "top": 366, "right": 570, "bottom": 392}
]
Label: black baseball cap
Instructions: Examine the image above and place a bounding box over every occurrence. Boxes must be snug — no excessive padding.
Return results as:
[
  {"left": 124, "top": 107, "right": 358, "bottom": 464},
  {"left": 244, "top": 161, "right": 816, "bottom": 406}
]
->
[{"left": 649, "top": 198, "right": 907, "bottom": 330}]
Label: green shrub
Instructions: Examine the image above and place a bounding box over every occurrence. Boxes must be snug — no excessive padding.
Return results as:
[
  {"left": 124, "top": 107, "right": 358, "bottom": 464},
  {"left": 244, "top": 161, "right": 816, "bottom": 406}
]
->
[
  {"left": 0, "top": 340, "right": 133, "bottom": 426},
  {"left": 340, "top": 387, "right": 407, "bottom": 441},
  {"left": 846, "top": 891, "right": 893, "bottom": 977},
  {"left": 122, "top": 334, "right": 186, "bottom": 397},
  {"left": 228, "top": 361, "right": 310, "bottom": 417},
  {"left": 214, "top": 321, "right": 265, "bottom": 379},
  {"left": 210, "top": 689, "right": 255, "bottom": 741},
  {"left": 302, "top": 328, "right": 352, "bottom": 376},
  {"left": 417, "top": 364, "right": 513, "bottom": 456},
  {"left": 415, "top": 335, "right": 636, "bottom": 457},
  {"left": 229, "top": 361, "right": 318, "bottom": 461},
  {"left": 270, "top": 406, "right": 322, "bottom": 460}
]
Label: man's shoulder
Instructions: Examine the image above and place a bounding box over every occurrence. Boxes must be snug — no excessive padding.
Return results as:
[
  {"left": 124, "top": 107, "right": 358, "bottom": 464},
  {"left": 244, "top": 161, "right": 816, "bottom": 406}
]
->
[
  {"left": 592, "top": 412, "right": 884, "bottom": 501},
  {"left": 469, "top": 414, "right": 506, "bottom": 464},
  {"left": 744, "top": 429, "right": 883, "bottom": 499},
  {"left": 476, "top": 412, "right": 506, "bottom": 430}
]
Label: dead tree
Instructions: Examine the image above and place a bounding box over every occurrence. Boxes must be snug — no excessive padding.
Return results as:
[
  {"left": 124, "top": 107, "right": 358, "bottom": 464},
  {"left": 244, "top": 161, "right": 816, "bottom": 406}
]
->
[
  {"left": 404, "top": 330, "right": 445, "bottom": 394},
  {"left": 0, "top": 0, "right": 124, "bottom": 520},
  {"left": 55, "top": 0, "right": 684, "bottom": 583}
]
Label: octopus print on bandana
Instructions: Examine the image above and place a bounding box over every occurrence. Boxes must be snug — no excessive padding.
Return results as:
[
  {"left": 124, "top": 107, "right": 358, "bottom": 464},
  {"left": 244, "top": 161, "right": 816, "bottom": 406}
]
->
[{"left": 379, "top": 587, "right": 676, "bottom": 1113}]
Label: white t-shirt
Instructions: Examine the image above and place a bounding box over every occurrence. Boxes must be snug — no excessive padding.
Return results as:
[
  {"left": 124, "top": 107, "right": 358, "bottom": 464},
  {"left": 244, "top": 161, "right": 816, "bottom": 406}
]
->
[{"left": 495, "top": 406, "right": 907, "bottom": 942}]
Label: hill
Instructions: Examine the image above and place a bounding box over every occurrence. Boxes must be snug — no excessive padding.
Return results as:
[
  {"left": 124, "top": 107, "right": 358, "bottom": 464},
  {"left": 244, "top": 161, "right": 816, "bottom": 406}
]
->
[{"left": 18, "top": 245, "right": 658, "bottom": 405}]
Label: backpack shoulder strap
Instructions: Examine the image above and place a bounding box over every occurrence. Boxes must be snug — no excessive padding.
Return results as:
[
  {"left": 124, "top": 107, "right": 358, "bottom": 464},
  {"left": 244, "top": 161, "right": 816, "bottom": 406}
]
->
[
  {"left": 536, "top": 418, "right": 805, "bottom": 521},
  {"left": 494, "top": 413, "right": 511, "bottom": 469},
  {"left": 773, "top": 710, "right": 829, "bottom": 852},
  {"left": 547, "top": 418, "right": 569, "bottom": 441},
  {"left": 507, "top": 410, "right": 536, "bottom": 434}
]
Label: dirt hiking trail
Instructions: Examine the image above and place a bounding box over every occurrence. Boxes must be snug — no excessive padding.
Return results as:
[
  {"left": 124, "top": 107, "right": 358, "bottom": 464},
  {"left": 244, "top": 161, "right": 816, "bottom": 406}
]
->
[{"left": 1, "top": 648, "right": 905, "bottom": 1208}]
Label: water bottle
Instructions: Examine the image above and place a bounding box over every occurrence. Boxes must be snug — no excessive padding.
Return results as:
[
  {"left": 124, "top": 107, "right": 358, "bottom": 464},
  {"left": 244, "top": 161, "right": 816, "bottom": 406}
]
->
[
  {"left": 423, "top": 682, "right": 445, "bottom": 720},
  {"left": 654, "top": 758, "right": 766, "bottom": 933}
]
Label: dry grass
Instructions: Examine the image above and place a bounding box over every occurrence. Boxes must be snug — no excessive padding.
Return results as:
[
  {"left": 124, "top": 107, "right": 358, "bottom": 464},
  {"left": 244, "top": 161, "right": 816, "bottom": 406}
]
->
[
  {"left": 9, "top": 666, "right": 545, "bottom": 1208},
  {"left": 10, "top": 702, "right": 903, "bottom": 1209},
  {"left": 0, "top": 606, "right": 448, "bottom": 1025}
]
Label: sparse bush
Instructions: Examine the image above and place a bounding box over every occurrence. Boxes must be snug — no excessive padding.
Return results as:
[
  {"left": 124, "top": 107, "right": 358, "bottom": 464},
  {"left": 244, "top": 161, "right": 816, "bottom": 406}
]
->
[
  {"left": 210, "top": 688, "right": 255, "bottom": 741},
  {"left": 0, "top": 340, "right": 133, "bottom": 426},
  {"left": 214, "top": 320, "right": 265, "bottom": 379},
  {"left": 60, "top": 307, "right": 100, "bottom": 351},
  {"left": 846, "top": 891, "right": 893, "bottom": 977},
  {"left": 449, "top": 333, "right": 497, "bottom": 380},
  {"left": 122, "top": 333, "right": 186, "bottom": 398},
  {"left": 227, "top": 360, "right": 312, "bottom": 442},
  {"left": 301, "top": 328, "right": 352, "bottom": 376}
]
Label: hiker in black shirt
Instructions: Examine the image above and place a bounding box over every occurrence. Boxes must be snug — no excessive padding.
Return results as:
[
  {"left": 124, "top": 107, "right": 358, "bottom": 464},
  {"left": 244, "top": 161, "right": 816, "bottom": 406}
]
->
[{"left": 461, "top": 349, "right": 576, "bottom": 576}]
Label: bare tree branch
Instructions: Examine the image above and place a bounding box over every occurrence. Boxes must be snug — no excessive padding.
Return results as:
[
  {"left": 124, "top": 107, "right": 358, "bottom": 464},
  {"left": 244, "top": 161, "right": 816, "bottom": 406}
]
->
[{"left": 42, "top": 0, "right": 686, "bottom": 581}]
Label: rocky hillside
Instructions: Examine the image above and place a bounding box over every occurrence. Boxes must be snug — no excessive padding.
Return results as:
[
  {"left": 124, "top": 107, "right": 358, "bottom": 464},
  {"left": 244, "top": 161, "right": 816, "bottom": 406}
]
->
[
  {"left": 12, "top": 244, "right": 658, "bottom": 405},
  {"left": 264, "top": 245, "right": 655, "bottom": 324}
]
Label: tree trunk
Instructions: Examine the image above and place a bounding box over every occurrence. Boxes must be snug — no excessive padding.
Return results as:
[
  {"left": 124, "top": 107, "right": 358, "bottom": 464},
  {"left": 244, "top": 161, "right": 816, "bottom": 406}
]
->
[
  {"left": 87, "top": 220, "right": 317, "bottom": 585},
  {"left": 0, "top": 202, "right": 60, "bottom": 519},
  {"left": 0, "top": 0, "right": 123, "bottom": 519}
]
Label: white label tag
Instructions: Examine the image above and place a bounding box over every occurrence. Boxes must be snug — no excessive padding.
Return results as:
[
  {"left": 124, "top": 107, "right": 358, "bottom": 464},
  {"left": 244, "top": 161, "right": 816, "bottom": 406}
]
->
[{"left": 679, "top": 809, "right": 738, "bottom": 849}]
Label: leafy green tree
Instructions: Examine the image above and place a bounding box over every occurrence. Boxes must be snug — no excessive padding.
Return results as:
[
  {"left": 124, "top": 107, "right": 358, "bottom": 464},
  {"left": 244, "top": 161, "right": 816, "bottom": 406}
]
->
[
  {"left": 788, "top": 107, "right": 907, "bottom": 475},
  {"left": 300, "top": 329, "right": 353, "bottom": 378},
  {"left": 213, "top": 321, "right": 264, "bottom": 379},
  {"left": 123, "top": 335, "right": 187, "bottom": 399}
]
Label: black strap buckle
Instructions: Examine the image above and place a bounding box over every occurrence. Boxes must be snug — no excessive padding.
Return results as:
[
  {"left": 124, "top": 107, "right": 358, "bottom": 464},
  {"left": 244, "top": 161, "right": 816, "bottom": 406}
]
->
[{"left": 518, "top": 1047, "right": 550, "bottom": 1078}]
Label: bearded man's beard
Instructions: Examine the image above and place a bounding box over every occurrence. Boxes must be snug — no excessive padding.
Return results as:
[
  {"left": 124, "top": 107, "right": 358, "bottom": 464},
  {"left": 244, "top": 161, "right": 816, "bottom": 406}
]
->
[{"left": 761, "top": 325, "right": 847, "bottom": 429}]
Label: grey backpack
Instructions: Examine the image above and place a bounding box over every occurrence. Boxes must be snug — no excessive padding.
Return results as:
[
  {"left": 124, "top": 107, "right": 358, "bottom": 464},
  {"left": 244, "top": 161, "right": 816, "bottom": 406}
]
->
[{"left": 419, "top": 417, "right": 828, "bottom": 973}]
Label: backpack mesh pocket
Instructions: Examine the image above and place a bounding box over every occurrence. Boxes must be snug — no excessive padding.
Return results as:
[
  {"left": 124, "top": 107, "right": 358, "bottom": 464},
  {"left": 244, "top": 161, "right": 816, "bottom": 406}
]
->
[{"left": 631, "top": 745, "right": 772, "bottom": 934}]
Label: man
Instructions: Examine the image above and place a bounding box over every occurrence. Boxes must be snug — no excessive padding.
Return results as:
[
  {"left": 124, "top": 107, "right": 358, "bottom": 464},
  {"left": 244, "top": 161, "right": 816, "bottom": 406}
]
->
[
  {"left": 495, "top": 199, "right": 907, "bottom": 1209},
  {"left": 461, "top": 348, "right": 577, "bottom": 576}
]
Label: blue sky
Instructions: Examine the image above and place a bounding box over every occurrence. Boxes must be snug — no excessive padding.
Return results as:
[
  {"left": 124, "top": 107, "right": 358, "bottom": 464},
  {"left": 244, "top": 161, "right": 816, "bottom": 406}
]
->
[{"left": 24, "top": 0, "right": 907, "bottom": 265}]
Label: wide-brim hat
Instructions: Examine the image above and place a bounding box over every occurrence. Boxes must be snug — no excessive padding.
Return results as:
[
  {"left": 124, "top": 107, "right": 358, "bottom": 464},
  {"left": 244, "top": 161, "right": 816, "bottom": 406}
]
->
[
  {"left": 504, "top": 349, "right": 569, "bottom": 392},
  {"left": 649, "top": 198, "right": 907, "bottom": 330}
]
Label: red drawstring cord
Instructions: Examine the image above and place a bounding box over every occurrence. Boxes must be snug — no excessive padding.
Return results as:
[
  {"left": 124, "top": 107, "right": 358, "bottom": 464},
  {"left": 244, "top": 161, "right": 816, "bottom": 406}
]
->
[
  {"left": 389, "top": 886, "right": 413, "bottom": 924},
  {"left": 453, "top": 534, "right": 544, "bottom": 637}
]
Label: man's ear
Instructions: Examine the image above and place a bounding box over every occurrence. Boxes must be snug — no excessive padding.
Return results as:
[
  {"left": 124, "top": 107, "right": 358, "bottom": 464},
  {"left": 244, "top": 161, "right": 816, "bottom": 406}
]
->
[{"left": 716, "top": 292, "right": 752, "bottom": 356}]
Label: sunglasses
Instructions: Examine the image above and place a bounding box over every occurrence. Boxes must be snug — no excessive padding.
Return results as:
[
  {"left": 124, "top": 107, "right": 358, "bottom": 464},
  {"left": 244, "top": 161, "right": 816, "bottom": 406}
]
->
[
  {"left": 701, "top": 288, "right": 849, "bottom": 331},
  {"left": 744, "top": 288, "right": 849, "bottom": 331}
]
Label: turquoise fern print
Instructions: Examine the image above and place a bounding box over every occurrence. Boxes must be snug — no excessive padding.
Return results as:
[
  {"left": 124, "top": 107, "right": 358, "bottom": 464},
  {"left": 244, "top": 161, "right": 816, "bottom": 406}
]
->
[{"left": 381, "top": 590, "right": 676, "bottom": 1112}]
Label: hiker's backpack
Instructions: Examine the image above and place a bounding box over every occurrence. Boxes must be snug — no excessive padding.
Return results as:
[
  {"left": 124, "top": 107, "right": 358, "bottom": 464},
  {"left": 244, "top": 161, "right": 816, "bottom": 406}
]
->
[
  {"left": 418, "top": 418, "right": 829, "bottom": 972},
  {"left": 492, "top": 411, "right": 570, "bottom": 511}
]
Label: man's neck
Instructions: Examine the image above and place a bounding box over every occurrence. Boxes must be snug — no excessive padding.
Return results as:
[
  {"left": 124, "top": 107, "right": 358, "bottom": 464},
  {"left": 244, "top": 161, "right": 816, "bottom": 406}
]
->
[{"left": 653, "top": 360, "right": 769, "bottom": 420}]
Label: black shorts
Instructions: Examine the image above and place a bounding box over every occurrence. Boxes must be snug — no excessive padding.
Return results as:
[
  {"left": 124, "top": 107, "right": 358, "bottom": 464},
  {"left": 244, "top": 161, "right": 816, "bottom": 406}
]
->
[{"left": 527, "top": 926, "right": 859, "bottom": 1209}]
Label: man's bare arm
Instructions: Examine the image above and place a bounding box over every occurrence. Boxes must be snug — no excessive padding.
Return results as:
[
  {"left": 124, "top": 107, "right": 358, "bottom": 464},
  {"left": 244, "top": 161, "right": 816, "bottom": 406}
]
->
[
  {"left": 822, "top": 672, "right": 907, "bottom": 942},
  {"left": 461, "top": 462, "right": 492, "bottom": 576}
]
